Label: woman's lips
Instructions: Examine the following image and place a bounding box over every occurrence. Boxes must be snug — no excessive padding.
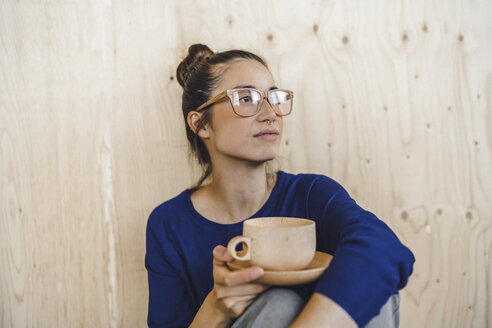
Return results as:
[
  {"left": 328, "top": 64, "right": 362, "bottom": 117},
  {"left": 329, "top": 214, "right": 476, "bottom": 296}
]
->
[{"left": 254, "top": 129, "right": 279, "bottom": 139}]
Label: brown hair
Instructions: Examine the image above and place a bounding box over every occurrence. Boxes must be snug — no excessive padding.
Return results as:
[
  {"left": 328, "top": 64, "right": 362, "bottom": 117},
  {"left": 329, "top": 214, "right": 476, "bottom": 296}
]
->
[{"left": 176, "top": 44, "right": 268, "bottom": 187}]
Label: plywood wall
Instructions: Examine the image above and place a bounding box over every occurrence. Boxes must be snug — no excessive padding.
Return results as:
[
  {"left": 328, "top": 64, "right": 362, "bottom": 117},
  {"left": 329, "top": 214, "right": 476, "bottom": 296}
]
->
[{"left": 1, "top": 1, "right": 491, "bottom": 327}]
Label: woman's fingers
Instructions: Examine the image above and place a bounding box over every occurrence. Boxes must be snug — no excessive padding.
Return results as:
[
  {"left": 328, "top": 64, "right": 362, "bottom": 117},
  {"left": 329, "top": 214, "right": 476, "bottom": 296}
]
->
[
  {"left": 214, "top": 265, "right": 264, "bottom": 287},
  {"left": 214, "top": 282, "right": 267, "bottom": 299},
  {"left": 213, "top": 245, "right": 264, "bottom": 287},
  {"left": 213, "top": 245, "right": 233, "bottom": 264},
  {"left": 211, "top": 245, "right": 272, "bottom": 319},
  {"left": 218, "top": 294, "right": 257, "bottom": 318}
]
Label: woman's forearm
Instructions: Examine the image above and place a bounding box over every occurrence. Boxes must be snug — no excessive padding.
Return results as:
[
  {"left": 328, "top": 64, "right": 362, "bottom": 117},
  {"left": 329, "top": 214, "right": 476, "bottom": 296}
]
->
[
  {"left": 189, "top": 291, "right": 232, "bottom": 328},
  {"left": 289, "top": 292, "right": 357, "bottom": 328}
]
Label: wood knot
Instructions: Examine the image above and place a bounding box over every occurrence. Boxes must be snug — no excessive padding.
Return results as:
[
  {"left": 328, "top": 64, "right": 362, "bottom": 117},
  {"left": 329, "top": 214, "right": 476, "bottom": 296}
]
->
[
  {"left": 313, "top": 24, "right": 319, "bottom": 33},
  {"left": 466, "top": 211, "right": 472, "bottom": 220},
  {"left": 402, "top": 33, "right": 408, "bottom": 42},
  {"left": 401, "top": 211, "right": 408, "bottom": 220},
  {"left": 342, "top": 36, "right": 349, "bottom": 44},
  {"left": 422, "top": 24, "right": 428, "bottom": 32},
  {"left": 436, "top": 208, "right": 442, "bottom": 215},
  {"left": 267, "top": 33, "right": 274, "bottom": 42},
  {"left": 458, "top": 34, "right": 464, "bottom": 42},
  {"left": 169, "top": 76, "right": 174, "bottom": 80}
]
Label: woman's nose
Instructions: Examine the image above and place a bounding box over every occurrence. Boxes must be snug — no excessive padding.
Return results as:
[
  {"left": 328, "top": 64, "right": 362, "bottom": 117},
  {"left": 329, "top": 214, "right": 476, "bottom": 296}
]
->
[{"left": 257, "top": 97, "right": 277, "bottom": 121}]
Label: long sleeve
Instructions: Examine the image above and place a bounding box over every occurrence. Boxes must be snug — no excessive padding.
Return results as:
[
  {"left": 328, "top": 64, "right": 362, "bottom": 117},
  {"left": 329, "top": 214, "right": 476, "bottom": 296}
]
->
[
  {"left": 307, "top": 176, "right": 415, "bottom": 327},
  {"left": 145, "top": 214, "right": 195, "bottom": 328}
]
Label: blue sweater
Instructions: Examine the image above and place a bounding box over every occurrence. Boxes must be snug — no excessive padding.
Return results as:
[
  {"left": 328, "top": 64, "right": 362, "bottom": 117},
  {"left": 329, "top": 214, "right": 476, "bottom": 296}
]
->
[{"left": 145, "top": 171, "right": 415, "bottom": 327}]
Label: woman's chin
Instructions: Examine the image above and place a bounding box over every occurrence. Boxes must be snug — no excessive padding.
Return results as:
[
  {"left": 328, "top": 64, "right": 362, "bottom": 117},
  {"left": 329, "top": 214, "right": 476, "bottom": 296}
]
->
[
  {"left": 228, "top": 148, "right": 279, "bottom": 164},
  {"left": 252, "top": 152, "right": 277, "bottom": 163}
]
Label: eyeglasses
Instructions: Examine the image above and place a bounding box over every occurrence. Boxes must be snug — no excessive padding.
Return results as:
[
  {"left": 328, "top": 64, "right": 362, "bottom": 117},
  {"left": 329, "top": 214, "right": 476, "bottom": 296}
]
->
[{"left": 194, "top": 88, "right": 294, "bottom": 117}]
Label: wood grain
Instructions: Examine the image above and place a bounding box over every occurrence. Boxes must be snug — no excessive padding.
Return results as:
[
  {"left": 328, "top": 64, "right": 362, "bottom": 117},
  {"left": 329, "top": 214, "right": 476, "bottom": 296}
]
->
[{"left": 1, "top": 1, "right": 490, "bottom": 327}]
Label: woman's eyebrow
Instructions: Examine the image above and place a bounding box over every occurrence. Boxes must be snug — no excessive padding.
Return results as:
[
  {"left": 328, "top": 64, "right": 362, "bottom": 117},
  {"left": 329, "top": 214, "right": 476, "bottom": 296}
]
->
[
  {"left": 232, "top": 85, "right": 279, "bottom": 90},
  {"left": 233, "top": 84, "right": 256, "bottom": 89}
]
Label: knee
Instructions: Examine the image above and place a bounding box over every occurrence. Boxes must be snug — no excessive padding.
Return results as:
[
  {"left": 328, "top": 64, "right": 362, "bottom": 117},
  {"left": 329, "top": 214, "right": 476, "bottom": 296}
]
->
[
  {"left": 231, "top": 288, "right": 306, "bottom": 328},
  {"left": 261, "top": 288, "right": 305, "bottom": 309},
  {"left": 262, "top": 288, "right": 302, "bottom": 300}
]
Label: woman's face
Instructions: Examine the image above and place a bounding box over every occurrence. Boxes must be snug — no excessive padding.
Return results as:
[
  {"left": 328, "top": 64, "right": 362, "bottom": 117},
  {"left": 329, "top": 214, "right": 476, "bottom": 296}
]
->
[{"left": 204, "top": 59, "right": 283, "bottom": 165}]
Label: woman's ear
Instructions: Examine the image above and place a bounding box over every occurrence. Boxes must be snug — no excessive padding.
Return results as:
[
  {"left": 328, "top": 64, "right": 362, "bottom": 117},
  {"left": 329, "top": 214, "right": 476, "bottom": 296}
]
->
[{"left": 187, "top": 111, "right": 210, "bottom": 138}]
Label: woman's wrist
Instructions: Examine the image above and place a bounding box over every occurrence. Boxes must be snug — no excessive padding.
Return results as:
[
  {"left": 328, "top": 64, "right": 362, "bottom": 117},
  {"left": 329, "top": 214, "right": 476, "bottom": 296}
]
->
[{"left": 189, "top": 291, "right": 233, "bottom": 328}]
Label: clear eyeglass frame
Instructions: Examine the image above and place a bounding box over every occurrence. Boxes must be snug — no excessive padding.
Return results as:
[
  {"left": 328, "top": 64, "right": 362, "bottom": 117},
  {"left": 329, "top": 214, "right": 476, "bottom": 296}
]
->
[{"left": 194, "top": 88, "right": 294, "bottom": 117}]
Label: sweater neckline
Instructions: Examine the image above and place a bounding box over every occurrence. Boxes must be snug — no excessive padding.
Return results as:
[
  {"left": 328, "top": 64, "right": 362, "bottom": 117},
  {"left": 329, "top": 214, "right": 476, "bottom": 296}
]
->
[{"left": 184, "top": 171, "right": 285, "bottom": 231}]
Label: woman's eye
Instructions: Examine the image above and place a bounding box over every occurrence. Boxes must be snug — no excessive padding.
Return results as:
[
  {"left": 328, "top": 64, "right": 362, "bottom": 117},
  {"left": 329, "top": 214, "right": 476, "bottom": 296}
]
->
[{"left": 239, "top": 96, "right": 252, "bottom": 103}]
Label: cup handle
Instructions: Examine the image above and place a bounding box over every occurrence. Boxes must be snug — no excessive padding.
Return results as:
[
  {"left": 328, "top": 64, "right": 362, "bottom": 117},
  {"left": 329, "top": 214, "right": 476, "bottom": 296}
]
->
[{"left": 227, "top": 236, "right": 251, "bottom": 261}]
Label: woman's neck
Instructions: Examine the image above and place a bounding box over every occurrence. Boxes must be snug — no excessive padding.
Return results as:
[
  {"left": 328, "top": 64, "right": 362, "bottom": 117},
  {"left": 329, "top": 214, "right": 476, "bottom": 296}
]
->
[{"left": 192, "top": 161, "right": 276, "bottom": 224}]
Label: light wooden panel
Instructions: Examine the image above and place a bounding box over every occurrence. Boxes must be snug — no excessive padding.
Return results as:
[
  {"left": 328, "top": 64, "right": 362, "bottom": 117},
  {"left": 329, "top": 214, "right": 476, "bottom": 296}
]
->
[{"left": 1, "top": 1, "right": 491, "bottom": 327}]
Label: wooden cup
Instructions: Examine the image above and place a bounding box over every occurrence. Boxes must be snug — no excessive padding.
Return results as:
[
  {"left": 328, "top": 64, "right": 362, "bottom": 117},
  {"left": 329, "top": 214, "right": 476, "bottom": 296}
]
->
[{"left": 227, "top": 217, "right": 316, "bottom": 271}]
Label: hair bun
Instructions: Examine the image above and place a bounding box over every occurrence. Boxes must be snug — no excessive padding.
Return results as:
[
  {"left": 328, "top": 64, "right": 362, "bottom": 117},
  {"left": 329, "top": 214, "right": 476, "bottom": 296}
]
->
[{"left": 176, "top": 44, "right": 215, "bottom": 88}]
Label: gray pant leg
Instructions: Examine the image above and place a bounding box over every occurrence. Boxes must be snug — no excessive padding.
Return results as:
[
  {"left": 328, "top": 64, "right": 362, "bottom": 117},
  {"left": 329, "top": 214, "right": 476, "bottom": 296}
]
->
[
  {"left": 364, "top": 294, "right": 400, "bottom": 328},
  {"left": 231, "top": 288, "right": 305, "bottom": 328},
  {"left": 232, "top": 290, "right": 400, "bottom": 328}
]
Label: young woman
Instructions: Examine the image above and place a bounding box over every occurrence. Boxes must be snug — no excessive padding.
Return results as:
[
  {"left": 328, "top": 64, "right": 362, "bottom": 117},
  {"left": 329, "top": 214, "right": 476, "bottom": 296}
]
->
[{"left": 145, "top": 44, "right": 415, "bottom": 328}]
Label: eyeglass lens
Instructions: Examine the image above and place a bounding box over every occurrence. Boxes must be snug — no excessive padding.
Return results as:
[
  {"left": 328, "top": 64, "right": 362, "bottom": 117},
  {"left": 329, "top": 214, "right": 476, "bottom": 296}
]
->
[{"left": 229, "top": 89, "right": 292, "bottom": 117}]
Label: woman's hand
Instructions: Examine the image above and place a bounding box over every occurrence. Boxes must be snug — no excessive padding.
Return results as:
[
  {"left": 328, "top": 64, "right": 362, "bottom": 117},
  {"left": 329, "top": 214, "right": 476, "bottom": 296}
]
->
[
  {"left": 190, "top": 245, "right": 269, "bottom": 327},
  {"left": 212, "top": 245, "right": 269, "bottom": 318}
]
